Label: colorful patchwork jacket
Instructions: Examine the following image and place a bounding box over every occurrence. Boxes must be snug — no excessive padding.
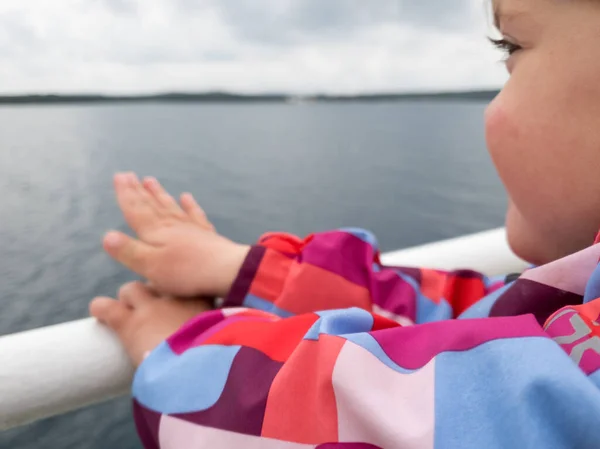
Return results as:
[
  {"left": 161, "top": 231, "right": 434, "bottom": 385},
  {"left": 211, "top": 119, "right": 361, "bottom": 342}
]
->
[{"left": 132, "top": 229, "right": 600, "bottom": 449}]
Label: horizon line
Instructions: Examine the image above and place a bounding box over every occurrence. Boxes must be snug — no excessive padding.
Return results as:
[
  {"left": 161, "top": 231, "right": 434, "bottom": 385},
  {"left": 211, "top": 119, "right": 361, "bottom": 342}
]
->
[{"left": 0, "top": 88, "right": 501, "bottom": 98}]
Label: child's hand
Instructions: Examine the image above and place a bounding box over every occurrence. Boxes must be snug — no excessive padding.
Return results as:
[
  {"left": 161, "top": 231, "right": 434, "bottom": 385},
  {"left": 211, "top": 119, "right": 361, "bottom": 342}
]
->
[
  {"left": 103, "top": 173, "right": 250, "bottom": 298},
  {"left": 90, "top": 282, "right": 214, "bottom": 366}
]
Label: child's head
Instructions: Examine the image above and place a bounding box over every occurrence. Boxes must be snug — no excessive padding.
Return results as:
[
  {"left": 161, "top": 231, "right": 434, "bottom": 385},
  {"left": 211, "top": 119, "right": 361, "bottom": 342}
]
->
[{"left": 485, "top": 0, "right": 600, "bottom": 265}]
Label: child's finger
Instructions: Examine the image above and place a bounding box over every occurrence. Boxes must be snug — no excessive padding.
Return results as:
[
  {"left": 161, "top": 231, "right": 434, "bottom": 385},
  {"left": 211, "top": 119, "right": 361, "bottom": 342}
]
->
[
  {"left": 118, "top": 281, "right": 159, "bottom": 308},
  {"left": 103, "top": 231, "right": 156, "bottom": 278},
  {"left": 180, "top": 193, "right": 204, "bottom": 217},
  {"left": 143, "top": 177, "right": 181, "bottom": 213},
  {"left": 89, "top": 296, "right": 132, "bottom": 332},
  {"left": 113, "top": 172, "right": 156, "bottom": 234},
  {"left": 180, "top": 193, "right": 214, "bottom": 230}
]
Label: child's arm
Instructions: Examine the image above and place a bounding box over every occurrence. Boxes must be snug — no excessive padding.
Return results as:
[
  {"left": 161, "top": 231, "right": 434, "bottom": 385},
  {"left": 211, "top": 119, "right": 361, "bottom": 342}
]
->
[
  {"left": 132, "top": 300, "right": 600, "bottom": 448},
  {"left": 103, "top": 174, "right": 502, "bottom": 320},
  {"left": 220, "top": 229, "right": 505, "bottom": 324}
]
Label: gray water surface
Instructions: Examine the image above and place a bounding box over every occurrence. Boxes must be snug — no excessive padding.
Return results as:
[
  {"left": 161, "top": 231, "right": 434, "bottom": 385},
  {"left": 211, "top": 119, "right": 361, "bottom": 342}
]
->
[{"left": 0, "top": 101, "right": 506, "bottom": 448}]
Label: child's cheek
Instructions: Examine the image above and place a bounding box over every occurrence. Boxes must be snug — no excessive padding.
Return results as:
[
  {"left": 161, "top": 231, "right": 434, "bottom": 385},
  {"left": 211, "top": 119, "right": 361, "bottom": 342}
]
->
[
  {"left": 484, "top": 97, "right": 522, "bottom": 190},
  {"left": 484, "top": 98, "right": 504, "bottom": 153}
]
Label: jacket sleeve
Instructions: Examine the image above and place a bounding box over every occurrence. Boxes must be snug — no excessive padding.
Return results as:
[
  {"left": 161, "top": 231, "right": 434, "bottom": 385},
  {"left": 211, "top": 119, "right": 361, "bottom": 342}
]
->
[
  {"left": 130, "top": 230, "right": 600, "bottom": 448},
  {"left": 132, "top": 304, "right": 600, "bottom": 449},
  {"left": 221, "top": 229, "right": 506, "bottom": 324}
]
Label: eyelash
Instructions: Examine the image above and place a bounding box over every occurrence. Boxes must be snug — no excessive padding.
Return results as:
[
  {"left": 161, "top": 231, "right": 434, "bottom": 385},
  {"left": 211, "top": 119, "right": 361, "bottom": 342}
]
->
[{"left": 489, "top": 38, "right": 522, "bottom": 58}]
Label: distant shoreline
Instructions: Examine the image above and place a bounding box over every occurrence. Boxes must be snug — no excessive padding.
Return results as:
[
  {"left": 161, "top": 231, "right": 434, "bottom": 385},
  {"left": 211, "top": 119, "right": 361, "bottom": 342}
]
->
[{"left": 0, "top": 90, "right": 499, "bottom": 105}]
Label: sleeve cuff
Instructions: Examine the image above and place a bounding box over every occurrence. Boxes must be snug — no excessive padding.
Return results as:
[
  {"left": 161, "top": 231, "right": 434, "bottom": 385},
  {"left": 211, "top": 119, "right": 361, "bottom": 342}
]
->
[{"left": 221, "top": 245, "right": 267, "bottom": 308}]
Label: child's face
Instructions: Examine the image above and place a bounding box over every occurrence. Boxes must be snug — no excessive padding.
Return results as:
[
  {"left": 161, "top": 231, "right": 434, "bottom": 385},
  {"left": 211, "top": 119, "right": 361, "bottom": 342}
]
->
[{"left": 486, "top": 0, "right": 600, "bottom": 264}]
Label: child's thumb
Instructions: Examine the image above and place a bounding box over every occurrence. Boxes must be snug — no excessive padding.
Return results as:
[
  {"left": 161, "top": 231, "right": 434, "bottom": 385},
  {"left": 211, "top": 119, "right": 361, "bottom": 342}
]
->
[{"left": 103, "top": 231, "right": 154, "bottom": 277}]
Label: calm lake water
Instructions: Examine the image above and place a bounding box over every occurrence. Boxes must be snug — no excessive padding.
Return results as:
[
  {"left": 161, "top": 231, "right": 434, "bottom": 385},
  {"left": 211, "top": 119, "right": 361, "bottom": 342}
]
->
[{"left": 0, "top": 101, "right": 506, "bottom": 448}]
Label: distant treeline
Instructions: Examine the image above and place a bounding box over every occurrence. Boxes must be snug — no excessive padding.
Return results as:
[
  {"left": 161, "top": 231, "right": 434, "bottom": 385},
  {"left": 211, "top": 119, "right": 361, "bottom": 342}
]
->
[
  {"left": 310, "top": 91, "right": 499, "bottom": 102},
  {"left": 0, "top": 90, "right": 499, "bottom": 105}
]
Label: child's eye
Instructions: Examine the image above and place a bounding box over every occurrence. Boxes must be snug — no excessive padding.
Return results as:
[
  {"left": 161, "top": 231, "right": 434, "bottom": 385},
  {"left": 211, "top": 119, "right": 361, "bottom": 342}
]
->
[{"left": 489, "top": 37, "right": 522, "bottom": 58}]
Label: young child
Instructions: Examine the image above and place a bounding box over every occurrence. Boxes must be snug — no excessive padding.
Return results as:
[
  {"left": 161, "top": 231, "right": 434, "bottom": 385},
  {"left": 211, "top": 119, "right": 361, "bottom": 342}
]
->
[{"left": 90, "top": 0, "right": 600, "bottom": 447}]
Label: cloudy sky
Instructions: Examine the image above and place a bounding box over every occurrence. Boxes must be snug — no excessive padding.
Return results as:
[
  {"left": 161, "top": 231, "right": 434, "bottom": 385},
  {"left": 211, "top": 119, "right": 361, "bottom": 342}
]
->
[{"left": 0, "top": 0, "right": 507, "bottom": 94}]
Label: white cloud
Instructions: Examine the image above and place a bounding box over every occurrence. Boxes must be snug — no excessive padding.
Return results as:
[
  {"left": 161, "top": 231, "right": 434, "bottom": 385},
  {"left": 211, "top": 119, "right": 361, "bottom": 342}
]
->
[{"left": 0, "top": 0, "right": 508, "bottom": 94}]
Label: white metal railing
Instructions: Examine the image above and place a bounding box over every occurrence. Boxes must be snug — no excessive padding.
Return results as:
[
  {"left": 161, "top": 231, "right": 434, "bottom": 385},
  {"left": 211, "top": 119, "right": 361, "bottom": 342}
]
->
[
  {"left": 379, "top": 227, "right": 527, "bottom": 274},
  {"left": 0, "top": 227, "right": 527, "bottom": 431}
]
